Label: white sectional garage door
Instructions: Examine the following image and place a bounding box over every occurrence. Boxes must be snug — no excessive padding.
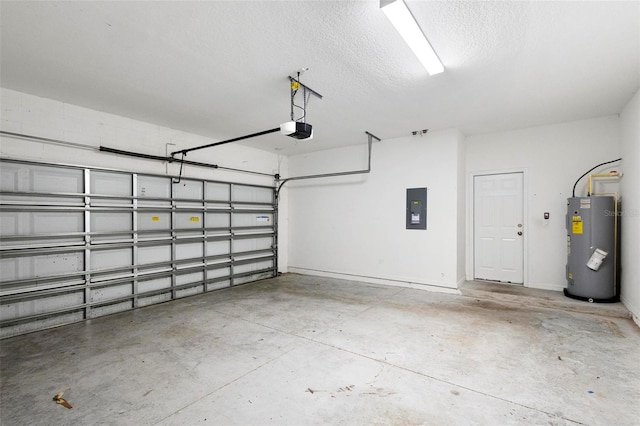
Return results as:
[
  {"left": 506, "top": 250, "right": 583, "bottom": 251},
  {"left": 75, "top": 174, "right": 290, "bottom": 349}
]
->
[{"left": 0, "top": 159, "right": 277, "bottom": 338}]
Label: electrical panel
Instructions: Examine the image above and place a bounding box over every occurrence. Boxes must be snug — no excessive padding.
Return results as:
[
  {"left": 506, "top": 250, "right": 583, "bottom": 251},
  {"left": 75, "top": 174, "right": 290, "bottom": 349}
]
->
[{"left": 406, "top": 187, "right": 427, "bottom": 230}]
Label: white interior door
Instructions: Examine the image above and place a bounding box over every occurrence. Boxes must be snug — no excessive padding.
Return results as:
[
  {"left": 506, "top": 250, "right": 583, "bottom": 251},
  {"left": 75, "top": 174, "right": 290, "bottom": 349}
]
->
[{"left": 474, "top": 172, "right": 524, "bottom": 283}]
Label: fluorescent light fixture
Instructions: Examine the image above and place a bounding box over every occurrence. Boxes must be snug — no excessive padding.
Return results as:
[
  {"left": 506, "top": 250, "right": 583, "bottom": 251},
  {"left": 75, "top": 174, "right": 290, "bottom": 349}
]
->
[{"left": 381, "top": 0, "right": 444, "bottom": 75}]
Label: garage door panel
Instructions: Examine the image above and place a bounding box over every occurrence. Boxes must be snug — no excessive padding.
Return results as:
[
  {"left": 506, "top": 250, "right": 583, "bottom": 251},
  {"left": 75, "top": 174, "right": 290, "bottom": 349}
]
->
[
  {"left": 32, "top": 166, "right": 83, "bottom": 194},
  {"left": 0, "top": 213, "right": 19, "bottom": 235},
  {"left": 205, "top": 212, "right": 230, "bottom": 228},
  {"left": 175, "top": 212, "right": 203, "bottom": 229},
  {"left": 1, "top": 252, "right": 85, "bottom": 284},
  {"left": 206, "top": 240, "right": 230, "bottom": 257},
  {"left": 35, "top": 212, "right": 84, "bottom": 235},
  {"left": 137, "top": 176, "right": 170, "bottom": 205},
  {"left": 1, "top": 311, "right": 84, "bottom": 339},
  {"left": 139, "top": 277, "right": 171, "bottom": 293},
  {"left": 0, "top": 291, "right": 84, "bottom": 321},
  {"left": 138, "top": 212, "right": 170, "bottom": 231},
  {"left": 176, "top": 243, "right": 203, "bottom": 261},
  {"left": 138, "top": 293, "right": 171, "bottom": 307},
  {"left": 0, "top": 212, "right": 84, "bottom": 241},
  {"left": 176, "top": 285, "right": 203, "bottom": 298},
  {"left": 234, "top": 271, "right": 274, "bottom": 285},
  {"left": 91, "top": 212, "right": 132, "bottom": 241},
  {"left": 232, "top": 185, "right": 273, "bottom": 203},
  {"left": 92, "top": 283, "right": 132, "bottom": 303},
  {"left": 0, "top": 258, "right": 19, "bottom": 282},
  {"left": 234, "top": 237, "right": 273, "bottom": 253},
  {"left": 92, "top": 301, "right": 132, "bottom": 318},
  {"left": 34, "top": 252, "right": 84, "bottom": 278},
  {"left": 0, "top": 163, "right": 20, "bottom": 191},
  {"left": 205, "top": 182, "right": 230, "bottom": 201},
  {"left": 232, "top": 213, "right": 273, "bottom": 227},
  {"left": 176, "top": 271, "right": 204, "bottom": 286},
  {"left": 1, "top": 162, "right": 80, "bottom": 194},
  {"left": 207, "top": 280, "right": 230, "bottom": 291},
  {"left": 173, "top": 180, "right": 202, "bottom": 200},
  {"left": 0, "top": 159, "right": 276, "bottom": 338},
  {"left": 207, "top": 266, "right": 231, "bottom": 280},
  {"left": 91, "top": 248, "right": 132, "bottom": 271},
  {"left": 91, "top": 171, "right": 132, "bottom": 197},
  {"left": 138, "top": 245, "right": 171, "bottom": 266},
  {"left": 235, "top": 260, "right": 274, "bottom": 275}
]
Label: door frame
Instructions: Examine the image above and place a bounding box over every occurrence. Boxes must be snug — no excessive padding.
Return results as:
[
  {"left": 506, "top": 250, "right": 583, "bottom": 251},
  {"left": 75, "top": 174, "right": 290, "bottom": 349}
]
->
[{"left": 467, "top": 168, "right": 529, "bottom": 286}]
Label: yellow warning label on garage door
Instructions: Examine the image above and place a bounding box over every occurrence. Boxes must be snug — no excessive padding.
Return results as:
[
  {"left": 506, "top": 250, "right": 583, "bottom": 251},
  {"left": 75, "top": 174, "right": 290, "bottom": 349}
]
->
[{"left": 572, "top": 215, "right": 583, "bottom": 234}]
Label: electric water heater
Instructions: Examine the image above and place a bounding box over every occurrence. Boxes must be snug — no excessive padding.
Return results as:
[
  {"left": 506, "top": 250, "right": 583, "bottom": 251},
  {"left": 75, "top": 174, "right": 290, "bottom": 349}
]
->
[{"left": 565, "top": 196, "right": 618, "bottom": 302}]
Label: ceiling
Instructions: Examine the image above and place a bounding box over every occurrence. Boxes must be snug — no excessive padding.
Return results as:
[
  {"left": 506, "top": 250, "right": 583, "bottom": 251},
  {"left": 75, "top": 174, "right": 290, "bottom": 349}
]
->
[{"left": 1, "top": 1, "right": 639, "bottom": 156}]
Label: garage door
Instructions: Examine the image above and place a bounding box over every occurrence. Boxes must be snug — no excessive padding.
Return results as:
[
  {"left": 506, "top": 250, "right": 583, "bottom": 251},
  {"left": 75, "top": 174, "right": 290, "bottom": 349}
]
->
[{"left": 0, "top": 159, "right": 277, "bottom": 338}]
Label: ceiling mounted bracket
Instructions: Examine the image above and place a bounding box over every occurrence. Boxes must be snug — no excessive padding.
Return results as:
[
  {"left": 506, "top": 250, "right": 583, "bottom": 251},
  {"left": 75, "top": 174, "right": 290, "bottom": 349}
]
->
[{"left": 287, "top": 75, "right": 323, "bottom": 101}]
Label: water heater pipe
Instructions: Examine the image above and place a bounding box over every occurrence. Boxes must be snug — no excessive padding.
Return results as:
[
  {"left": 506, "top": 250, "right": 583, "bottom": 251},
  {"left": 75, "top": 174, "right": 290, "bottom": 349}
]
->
[
  {"left": 571, "top": 158, "right": 621, "bottom": 197},
  {"left": 587, "top": 172, "right": 622, "bottom": 196}
]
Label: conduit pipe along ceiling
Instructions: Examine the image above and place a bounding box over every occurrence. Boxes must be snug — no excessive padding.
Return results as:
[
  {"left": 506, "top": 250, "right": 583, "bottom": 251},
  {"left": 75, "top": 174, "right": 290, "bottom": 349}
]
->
[{"left": 381, "top": 0, "right": 444, "bottom": 75}]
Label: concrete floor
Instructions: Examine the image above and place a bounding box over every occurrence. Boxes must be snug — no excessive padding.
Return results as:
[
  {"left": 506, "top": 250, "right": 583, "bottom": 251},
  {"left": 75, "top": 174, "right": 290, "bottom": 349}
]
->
[{"left": 1, "top": 274, "right": 639, "bottom": 426}]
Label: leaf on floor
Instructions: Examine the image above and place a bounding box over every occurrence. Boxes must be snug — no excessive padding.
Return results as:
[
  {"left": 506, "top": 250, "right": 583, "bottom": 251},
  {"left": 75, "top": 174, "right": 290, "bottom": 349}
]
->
[{"left": 53, "top": 391, "right": 72, "bottom": 409}]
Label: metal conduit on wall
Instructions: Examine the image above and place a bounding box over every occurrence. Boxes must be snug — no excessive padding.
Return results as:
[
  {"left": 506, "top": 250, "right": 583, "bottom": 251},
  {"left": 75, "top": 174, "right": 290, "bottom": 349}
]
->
[
  {"left": 272, "top": 131, "right": 380, "bottom": 273},
  {"left": 275, "top": 131, "right": 379, "bottom": 198},
  {"left": 0, "top": 158, "right": 278, "bottom": 338}
]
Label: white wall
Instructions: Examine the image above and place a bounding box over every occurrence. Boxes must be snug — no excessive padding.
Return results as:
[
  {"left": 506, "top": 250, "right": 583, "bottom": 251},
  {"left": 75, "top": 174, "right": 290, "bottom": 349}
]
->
[
  {"left": 286, "top": 129, "right": 464, "bottom": 292},
  {"left": 466, "top": 116, "right": 620, "bottom": 291},
  {"left": 3, "top": 87, "right": 631, "bottom": 305},
  {"left": 0, "top": 88, "right": 289, "bottom": 271},
  {"left": 619, "top": 90, "right": 640, "bottom": 324}
]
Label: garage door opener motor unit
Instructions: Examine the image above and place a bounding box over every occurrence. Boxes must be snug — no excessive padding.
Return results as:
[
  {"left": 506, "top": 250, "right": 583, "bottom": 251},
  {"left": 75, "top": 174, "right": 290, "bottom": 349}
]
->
[{"left": 280, "top": 68, "right": 320, "bottom": 141}]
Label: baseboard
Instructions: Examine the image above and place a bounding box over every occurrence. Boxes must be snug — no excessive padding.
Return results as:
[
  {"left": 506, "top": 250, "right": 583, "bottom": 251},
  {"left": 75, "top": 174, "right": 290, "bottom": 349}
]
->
[{"left": 287, "top": 266, "right": 462, "bottom": 295}]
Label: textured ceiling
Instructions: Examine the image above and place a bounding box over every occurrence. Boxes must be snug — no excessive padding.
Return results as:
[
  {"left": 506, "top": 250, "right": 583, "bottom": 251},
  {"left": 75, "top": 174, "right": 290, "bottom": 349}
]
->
[{"left": 1, "top": 1, "right": 639, "bottom": 155}]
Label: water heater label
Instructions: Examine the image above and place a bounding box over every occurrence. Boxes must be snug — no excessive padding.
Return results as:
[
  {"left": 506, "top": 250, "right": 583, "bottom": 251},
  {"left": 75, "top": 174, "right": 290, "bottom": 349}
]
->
[
  {"left": 580, "top": 199, "right": 591, "bottom": 209},
  {"left": 572, "top": 215, "right": 583, "bottom": 234}
]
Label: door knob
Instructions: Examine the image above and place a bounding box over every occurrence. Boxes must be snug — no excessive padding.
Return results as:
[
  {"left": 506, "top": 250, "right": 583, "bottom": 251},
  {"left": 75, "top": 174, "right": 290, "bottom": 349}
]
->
[{"left": 517, "top": 231, "right": 523, "bottom": 236}]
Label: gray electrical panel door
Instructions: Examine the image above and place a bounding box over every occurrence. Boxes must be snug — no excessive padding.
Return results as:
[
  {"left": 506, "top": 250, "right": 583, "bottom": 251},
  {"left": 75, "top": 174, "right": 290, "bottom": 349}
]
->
[
  {"left": 566, "top": 196, "right": 616, "bottom": 299},
  {"left": 406, "top": 187, "right": 427, "bottom": 230},
  {"left": 0, "top": 159, "right": 277, "bottom": 338}
]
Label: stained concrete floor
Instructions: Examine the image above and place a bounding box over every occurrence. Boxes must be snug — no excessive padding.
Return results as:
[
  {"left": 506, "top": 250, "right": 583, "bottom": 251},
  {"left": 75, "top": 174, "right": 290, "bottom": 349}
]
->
[{"left": 1, "top": 274, "right": 639, "bottom": 425}]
